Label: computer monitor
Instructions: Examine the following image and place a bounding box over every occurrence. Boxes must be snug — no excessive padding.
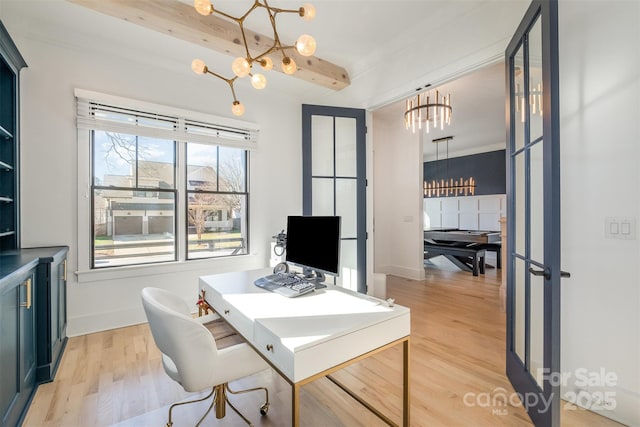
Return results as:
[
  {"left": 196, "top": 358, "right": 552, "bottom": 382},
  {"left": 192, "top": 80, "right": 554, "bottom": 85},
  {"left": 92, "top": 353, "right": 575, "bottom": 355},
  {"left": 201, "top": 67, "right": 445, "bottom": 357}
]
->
[{"left": 285, "top": 215, "right": 341, "bottom": 280}]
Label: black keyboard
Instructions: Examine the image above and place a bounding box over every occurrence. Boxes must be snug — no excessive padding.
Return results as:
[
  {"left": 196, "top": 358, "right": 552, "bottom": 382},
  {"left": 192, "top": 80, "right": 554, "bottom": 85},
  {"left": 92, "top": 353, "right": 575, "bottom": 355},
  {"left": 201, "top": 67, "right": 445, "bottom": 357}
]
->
[{"left": 254, "top": 273, "right": 316, "bottom": 297}]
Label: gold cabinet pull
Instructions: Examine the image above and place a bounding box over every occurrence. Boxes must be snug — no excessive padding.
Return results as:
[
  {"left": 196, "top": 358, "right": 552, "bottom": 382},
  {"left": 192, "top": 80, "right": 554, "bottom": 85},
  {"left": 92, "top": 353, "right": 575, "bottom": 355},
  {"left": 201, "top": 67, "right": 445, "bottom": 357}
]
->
[{"left": 20, "top": 278, "right": 32, "bottom": 309}]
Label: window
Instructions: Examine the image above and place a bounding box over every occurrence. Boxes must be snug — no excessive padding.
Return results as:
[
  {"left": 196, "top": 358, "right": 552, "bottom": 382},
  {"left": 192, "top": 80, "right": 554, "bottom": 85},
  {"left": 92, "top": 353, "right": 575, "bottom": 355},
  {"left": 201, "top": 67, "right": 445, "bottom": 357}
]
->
[{"left": 77, "top": 89, "right": 257, "bottom": 270}]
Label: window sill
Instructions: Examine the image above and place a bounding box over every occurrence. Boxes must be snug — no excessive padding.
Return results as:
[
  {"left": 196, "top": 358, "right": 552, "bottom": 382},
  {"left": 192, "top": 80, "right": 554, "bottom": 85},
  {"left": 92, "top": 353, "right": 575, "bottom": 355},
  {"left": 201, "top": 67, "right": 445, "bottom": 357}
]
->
[{"left": 75, "top": 253, "right": 260, "bottom": 283}]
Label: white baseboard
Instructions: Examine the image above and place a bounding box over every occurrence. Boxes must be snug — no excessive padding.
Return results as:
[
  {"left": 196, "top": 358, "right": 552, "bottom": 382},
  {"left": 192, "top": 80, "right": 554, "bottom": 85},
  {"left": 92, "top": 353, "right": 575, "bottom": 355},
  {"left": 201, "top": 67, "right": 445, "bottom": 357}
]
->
[
  {"left": 378, "top": 264, "right": 425, "bottom": 280},
  {"left": 67, "top": 307, "right": 147, "bottom": 337},
  {"left": 561, "top": 384, "right": 640, "bottom": 427}
]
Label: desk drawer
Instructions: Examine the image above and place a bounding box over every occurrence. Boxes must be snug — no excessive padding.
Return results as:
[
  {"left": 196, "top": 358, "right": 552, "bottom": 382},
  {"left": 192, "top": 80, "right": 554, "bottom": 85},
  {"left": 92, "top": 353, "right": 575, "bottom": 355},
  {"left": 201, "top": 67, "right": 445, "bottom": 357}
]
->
[
  {"left": 255, "top": 312, "right": 410, "bottom": 383},
  {"left": 202, "top": 290, "right": 253, "bottom": 340},
  {"left": 254, "top": 321, "right": 294, "bottom": 380}
]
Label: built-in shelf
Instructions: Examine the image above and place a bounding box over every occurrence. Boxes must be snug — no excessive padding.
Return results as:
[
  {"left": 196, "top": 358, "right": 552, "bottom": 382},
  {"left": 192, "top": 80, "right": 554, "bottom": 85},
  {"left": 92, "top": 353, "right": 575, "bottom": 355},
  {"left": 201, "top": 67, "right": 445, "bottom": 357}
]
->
[
  {"left": 0, "top": 125, "right": 13, "bottom": 140},
  {"left": 0, "top": 160, "right": 13, "bottom": 171},
  {"left": 0, "top": 230, "right": 16, "bottom": 237},
  {"left": 0, "top": 196, "right": 14, "bottom": 203}
]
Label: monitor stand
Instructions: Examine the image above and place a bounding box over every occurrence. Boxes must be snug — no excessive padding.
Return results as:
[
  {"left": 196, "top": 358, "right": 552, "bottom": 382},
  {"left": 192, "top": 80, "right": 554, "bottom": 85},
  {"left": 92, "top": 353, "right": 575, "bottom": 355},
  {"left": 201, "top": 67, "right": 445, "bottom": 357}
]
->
[{"left": 302, "top": 267, "right": 327, "bottom": 289}]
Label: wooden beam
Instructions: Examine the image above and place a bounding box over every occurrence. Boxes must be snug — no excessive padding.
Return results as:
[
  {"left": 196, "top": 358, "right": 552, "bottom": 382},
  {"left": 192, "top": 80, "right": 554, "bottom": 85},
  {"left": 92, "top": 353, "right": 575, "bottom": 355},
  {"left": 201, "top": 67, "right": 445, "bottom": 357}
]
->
[{"left": 68, "top": 0, "right": 350, "bottom": 90}]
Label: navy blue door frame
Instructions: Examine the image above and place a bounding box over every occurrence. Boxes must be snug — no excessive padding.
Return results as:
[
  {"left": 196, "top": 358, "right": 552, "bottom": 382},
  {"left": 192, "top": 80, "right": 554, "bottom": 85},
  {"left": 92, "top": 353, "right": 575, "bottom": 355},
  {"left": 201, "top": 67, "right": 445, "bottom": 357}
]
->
[
  {"left": 506, "top": 1, "right": 563, "bottom": 426},
  {"left": 301, "top": 104, "right": 367, "bottom": 294}
]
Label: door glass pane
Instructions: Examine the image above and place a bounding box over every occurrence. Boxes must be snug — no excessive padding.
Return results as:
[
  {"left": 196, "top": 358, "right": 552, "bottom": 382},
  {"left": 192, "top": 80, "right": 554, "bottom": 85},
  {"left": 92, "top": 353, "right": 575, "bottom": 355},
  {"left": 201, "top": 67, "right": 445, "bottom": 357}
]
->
[
  {"left": 337, "top": 239, "right": 357, "bottom": 291},
  {"left": 529, "top": 17, "right": 543, "bottom": 143},
  {"left": 514, "top": 44, "right": 526, "bottom": 152},
  {"left": 530, "top": 141, "right": 544, "bottom": 263},
  {"left": 335, "top": 117, "right": 357, "bottom": 177},
  {"left": 514, "top": 257, "right": 526, "bottom": 361},
  {"left": 515, "top": 153, "right": 526, "bottom": 255},
  {"left": 336, "top": 178, "right": 357, "bottom": 238},
  {"left": 311, "top": 115, "right": 333, "bottom": 176},
  {"left": 531, "top": 271, "right": 544, "bottom": 387},
  {"left": 312, "top": 178, "right": 334, "bottom": 216}
]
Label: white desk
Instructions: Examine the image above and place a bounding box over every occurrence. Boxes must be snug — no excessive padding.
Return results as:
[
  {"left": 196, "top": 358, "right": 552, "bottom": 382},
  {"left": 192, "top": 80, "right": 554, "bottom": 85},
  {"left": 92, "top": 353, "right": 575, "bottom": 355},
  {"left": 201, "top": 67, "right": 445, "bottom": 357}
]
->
[{"left": 199, "top": 268, "right": 411, "bottom": 426}]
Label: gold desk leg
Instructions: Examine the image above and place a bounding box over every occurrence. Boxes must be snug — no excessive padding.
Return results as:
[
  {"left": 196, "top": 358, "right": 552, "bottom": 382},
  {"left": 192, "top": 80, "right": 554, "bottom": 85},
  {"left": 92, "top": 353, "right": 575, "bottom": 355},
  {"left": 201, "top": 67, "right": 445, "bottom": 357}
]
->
[
  {"left": 292, "top": 383, "right": 300, "bottom": 427},
  {"left": 403, "top": 337, "right": 411, "bottom": 427}
]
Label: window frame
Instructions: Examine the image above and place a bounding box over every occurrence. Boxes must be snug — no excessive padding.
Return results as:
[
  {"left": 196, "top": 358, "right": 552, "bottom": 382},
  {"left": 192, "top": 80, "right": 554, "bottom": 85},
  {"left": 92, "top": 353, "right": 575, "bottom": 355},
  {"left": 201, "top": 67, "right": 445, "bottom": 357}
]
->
[{"left": 76, "top": 89, "right": 258, "bottom": 279}]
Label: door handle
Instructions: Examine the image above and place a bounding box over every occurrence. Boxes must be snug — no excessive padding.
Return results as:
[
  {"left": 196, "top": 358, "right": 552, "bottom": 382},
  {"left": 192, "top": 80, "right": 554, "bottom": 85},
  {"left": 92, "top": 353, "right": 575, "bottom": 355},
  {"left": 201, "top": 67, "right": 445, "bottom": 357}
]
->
[
  {"left": 529, "top": 268, "right": 571, "bottom": 279},
  {"left": 529, "top": 267, "right": 549, "bottom": 280}
]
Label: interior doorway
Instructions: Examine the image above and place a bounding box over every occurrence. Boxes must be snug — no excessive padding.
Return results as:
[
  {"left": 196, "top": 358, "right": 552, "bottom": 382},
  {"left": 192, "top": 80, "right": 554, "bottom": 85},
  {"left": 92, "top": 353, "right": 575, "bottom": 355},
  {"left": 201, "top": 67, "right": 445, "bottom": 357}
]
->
[{"left": 372, "top": 60, "right": 507, "bottom": 278}]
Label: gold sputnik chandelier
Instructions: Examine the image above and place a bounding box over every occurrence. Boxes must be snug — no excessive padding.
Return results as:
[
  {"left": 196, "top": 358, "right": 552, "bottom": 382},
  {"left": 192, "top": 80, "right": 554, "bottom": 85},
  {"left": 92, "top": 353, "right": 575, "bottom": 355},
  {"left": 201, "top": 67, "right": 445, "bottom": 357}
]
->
[
  {"left": 191, "top": 0, "right": 317, "bottom": 116},
  {"left": 404, "top": 89, "right": 452, "bottom": 134},
  {"left": 424, "top": 136, "right": 476, "bottom": 197}
]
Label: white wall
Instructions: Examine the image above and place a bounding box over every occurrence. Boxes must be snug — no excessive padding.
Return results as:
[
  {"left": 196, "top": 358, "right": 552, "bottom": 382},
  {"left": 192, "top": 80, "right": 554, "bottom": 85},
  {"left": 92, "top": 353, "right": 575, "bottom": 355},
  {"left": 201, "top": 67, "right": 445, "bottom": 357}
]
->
[
  {"left": 372, "top": 113, "right": 425, "bottom": 280},
  {"left": 559, "top": 1, "right": 640, "bottom": 425},
  {"left": 3, "top": 17, "right": 305, "bottom": 336}
]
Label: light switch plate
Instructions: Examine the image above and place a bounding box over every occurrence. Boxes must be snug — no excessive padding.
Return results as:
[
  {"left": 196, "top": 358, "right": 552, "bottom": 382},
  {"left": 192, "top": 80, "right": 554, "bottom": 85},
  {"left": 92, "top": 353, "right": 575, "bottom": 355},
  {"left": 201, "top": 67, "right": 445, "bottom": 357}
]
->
[{"left": 605, "top": 217, "right": 636, "bottom": 240}]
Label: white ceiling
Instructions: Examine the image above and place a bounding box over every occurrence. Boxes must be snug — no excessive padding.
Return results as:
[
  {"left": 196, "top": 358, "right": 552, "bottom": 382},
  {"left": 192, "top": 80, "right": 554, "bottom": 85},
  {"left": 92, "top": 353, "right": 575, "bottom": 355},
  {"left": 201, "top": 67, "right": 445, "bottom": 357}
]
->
[{"left": 1, "top": 0, "right": 524, "bottom": 158}]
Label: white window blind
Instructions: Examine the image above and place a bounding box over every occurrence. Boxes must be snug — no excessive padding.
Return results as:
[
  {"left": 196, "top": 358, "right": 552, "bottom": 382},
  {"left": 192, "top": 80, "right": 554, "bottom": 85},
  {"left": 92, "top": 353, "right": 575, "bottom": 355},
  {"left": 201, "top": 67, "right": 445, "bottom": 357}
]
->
[{"left": 75, "top": 89, "right": 259, "bottom": 149}]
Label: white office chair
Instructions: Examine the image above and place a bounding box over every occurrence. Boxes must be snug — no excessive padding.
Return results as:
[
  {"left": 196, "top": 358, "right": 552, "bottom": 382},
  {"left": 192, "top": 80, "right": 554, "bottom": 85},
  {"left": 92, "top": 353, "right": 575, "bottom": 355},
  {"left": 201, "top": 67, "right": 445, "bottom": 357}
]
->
[{"left": 141, "top": 287, "right": 270, "bottom": 427}]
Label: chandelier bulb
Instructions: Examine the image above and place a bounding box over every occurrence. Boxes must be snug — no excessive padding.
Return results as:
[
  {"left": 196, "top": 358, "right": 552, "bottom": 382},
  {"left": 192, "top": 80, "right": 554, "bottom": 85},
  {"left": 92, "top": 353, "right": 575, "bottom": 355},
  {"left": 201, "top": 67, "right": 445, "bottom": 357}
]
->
[
  {"left": 300, "top": 3, "right": 316, "bottom": 21},
  {"left": 191, "top": 59, "right": 207, "bottom": 74},
  {"left": 194, "top": 0, "right": 213, "bottom": 16},
  {"left": 231, "top": 101, "right": 245, "bottom": 116},
  {"left": 231, "top": 57, "right": 251, "bottom": 78},
  {"left": 281, "top": 57, "right": 297, "bottom": 75},
  {"left": 260, "top": 57, "right": 273, "bottom": 71},
  {"left": 251, "top": 73, "right": 267, "bottom": 90},
  {"left": 296, "top": 34, "right": 316, "bottom": 57}
]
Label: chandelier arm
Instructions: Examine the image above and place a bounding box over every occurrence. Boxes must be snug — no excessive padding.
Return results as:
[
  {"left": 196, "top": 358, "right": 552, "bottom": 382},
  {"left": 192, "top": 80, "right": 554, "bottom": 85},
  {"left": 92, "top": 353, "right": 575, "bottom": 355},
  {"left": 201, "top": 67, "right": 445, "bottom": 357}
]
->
[
  {"left": 210, "top": 9, "right": 242, "bottom": 23},
  {"left": 238, "top": 1, "right": 261, "bottom": 22},
  {"left": 206, "top": 69, "right": 233, "bottom": 84},
  {"left": 262, "top": 0, "right": 287, "bottom": 57},
  {"left": 228, "top": 78, "right": 240, "bottom": 102},
  {"left": 267, "top": 6, "right": 303, "bottom": 14},
  {"left": 205, "top": 70, "right": 240, "bottom": 101},
  {"left": 254, "top": 46, "right": 279, "bottom": 62},
  {"left": 237, "top": 22, "right": 253, "bottom": 61},
  {"left": 208, "top": 3, "right": 260, "bottom": 61}
]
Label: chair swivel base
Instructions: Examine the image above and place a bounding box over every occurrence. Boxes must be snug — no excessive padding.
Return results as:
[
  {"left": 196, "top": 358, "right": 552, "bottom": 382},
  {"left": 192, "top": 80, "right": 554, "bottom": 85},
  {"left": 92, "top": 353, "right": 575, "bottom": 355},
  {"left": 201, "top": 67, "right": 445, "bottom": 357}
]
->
[{"left": 166, "top": 382, "right": 269, "bottom": 427}]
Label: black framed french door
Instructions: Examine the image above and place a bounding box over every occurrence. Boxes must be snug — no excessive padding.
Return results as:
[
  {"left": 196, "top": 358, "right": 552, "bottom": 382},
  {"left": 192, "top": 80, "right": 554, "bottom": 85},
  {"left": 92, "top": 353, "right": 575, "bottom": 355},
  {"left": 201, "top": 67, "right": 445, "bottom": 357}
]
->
[
  {"left": 506, "top": 1, "right": 567, "bottom": 426},
  {"left": 301, "top": 104, "right": 367, "bottom": 294}
]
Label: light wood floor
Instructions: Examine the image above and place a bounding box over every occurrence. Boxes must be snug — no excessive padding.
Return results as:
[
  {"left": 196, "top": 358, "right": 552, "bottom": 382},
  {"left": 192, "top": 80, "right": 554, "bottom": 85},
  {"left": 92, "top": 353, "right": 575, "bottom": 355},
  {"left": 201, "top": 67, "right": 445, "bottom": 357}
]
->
[{"left": 24, "top": 265, "right": 623, "bottom": 426}]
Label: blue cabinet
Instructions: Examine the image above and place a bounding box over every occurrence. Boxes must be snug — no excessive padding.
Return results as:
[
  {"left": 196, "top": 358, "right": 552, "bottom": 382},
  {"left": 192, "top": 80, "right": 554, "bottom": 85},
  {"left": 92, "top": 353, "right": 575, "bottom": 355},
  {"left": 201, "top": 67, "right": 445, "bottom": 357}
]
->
[
  {"left": 0, "top": 267, "right": 37, "bottom": 427},
  {"left": 0, "top": 247, "right": 68, "bottom": 426}
]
